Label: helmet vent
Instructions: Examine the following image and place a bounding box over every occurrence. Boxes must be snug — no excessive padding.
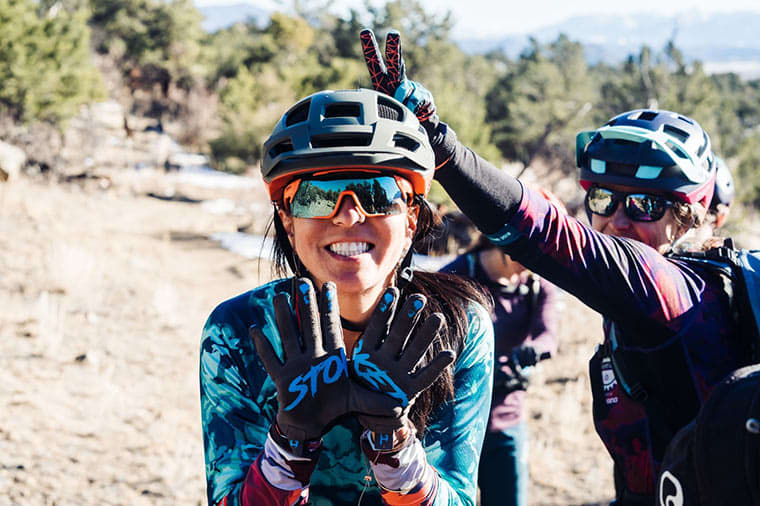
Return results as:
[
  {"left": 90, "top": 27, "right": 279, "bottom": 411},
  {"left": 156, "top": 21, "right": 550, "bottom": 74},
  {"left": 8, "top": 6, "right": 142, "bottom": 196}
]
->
[
  {"left": 636, "top": 111, "right": 658, "bottom": 121},
  {"left": 324, "top": 103, "right": 361, "bottom": 118},
  {"left": 612, "top": 139, "right": 637, "bottom": 147},
  {"left": 607, "top": 161, "right": 637, "bottom": 175},
  {"left": 697, "top": 131, "right": 708, "bottom": 157},
  {"left": 311, "top": 133, "right": 372, "bottom": 148},
  {"left": 666, "top": 140, "right": 688, "bottom": 159},
  {"left": 393, "top": 133, "right": 420, "bottom": 152},
  {"left": 285, "top": 100, "right": 310, "bottom": 126},
  {"left": 678, "top": 115, "right": 694, "bottom": 124},
  {"left": 377, "top": 96, "right": 403, "bottom": 120},
  {"left": 269, "top": 140, "right": 294, "bottom": 158},
  {"left": 663, "top": 125, "right": 689, "bottom": 143}
]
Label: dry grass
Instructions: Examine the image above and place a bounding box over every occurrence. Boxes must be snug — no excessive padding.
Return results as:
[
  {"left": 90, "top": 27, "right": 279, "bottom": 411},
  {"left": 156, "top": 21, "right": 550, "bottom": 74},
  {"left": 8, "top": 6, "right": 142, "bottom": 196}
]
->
[{"left": 0, "top": 175, "right": 614, "bottom": 505}]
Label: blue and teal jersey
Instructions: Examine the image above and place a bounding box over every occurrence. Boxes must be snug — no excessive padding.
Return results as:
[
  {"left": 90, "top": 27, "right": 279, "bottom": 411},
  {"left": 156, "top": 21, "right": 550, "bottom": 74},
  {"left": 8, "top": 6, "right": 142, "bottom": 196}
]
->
[{"left": 200, "top": 278, "right": 494, "bottom": 506}]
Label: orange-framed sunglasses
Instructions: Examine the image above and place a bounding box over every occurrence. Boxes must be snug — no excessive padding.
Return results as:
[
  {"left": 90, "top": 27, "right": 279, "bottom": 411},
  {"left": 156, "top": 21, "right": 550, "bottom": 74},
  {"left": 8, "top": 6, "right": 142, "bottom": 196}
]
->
[{"left": 282, "top": 174, "right": 414, "bottom": 219}]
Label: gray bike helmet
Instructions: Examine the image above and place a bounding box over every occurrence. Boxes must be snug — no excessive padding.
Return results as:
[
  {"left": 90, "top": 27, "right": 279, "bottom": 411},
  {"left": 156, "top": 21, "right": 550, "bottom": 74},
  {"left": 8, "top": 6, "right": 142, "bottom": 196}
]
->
[
  {"left": 710, "top": 156, "right": 735, "bottom": 211},
  {"left": 262, "top": 89, "right": 434, "bottom": 201},
  {"left": 577, "top": 109, "right": 716, "bottom": 205}
]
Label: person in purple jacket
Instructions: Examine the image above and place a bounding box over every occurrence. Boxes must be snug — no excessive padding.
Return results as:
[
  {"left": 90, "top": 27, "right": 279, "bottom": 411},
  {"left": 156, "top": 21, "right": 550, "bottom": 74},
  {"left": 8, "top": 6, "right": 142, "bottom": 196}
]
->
[
  {"left": 359, "top": 29, "right": 755, "bottom": 506},
  {"left": 440, "top": 224, "right": 560, "bottom": 506}
]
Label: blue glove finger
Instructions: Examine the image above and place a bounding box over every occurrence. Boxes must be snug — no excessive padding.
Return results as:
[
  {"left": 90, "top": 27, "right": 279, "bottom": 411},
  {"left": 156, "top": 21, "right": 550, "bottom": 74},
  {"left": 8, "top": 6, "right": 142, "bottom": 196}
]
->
[
  {"left": 294, "top": 277, "right": 320, "bottom": 355},
  {"left": 319, "top": 282, "right": 344, "bottom": 353},
  {"left": 360, "top": 287, "right": 399, "bottom": 350},
  {"left": 273, "top": 292, "right": 302, "bottom": 360}
]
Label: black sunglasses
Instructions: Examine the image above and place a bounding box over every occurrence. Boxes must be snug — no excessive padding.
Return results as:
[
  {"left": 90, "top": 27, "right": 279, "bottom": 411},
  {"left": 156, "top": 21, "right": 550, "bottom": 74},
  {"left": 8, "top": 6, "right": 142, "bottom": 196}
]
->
[{"left": 585, "top": 186, "right": 675, "bottom": 222}]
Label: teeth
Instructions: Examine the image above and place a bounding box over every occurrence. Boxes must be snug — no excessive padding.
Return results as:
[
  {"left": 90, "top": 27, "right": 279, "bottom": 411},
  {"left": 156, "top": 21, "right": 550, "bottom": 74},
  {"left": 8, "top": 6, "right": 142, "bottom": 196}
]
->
[{"left": 329, "top": 242, "right": 370, "bottom": 256}]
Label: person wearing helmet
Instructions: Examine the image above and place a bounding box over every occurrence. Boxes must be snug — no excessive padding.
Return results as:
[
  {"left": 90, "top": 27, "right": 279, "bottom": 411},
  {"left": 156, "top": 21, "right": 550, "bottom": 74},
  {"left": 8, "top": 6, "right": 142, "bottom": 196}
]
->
[
  {"left": 200, "top": 89, "right": 494, "bottom": 506},
  {"left": 360, "top": 30, "right": 753, "bottom": 505}
]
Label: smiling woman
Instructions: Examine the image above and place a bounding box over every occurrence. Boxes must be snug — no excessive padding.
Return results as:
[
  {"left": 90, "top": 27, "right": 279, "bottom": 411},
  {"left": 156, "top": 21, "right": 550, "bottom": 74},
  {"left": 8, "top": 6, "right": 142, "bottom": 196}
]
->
[{"left": 199, "top": 88, "right": 494, "bottom": 506}]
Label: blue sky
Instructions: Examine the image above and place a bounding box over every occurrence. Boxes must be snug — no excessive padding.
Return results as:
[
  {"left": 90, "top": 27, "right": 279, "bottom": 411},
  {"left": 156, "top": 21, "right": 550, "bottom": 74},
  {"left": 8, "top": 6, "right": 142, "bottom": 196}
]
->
[{"left": 199, "top": 0, "right": 760, "bottom": 38}]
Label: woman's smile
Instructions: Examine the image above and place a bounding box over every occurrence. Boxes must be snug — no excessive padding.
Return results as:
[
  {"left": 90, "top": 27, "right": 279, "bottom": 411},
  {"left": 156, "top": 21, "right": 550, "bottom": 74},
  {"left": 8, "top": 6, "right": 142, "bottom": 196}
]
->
[{"left": 326, "top": 241, "right": 375, "bottom": 258}]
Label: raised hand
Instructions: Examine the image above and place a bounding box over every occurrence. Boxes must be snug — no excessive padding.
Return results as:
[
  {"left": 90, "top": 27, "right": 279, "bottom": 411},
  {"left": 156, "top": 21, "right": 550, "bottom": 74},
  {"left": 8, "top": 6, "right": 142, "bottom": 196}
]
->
[
  {"left": 250, "top": 279, "right": 350, "bottom": 451},
  {"left": 360, "top": 28, "right": 437, "bottom": 122},
  {"left": 350, "top": 288, "right": 455, "bottom": 445}
]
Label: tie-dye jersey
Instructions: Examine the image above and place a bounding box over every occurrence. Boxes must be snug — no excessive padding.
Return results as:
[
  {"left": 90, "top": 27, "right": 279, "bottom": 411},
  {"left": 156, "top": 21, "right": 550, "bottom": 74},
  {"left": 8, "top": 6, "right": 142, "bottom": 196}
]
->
[
  {"left": 200, "top": 278, "right": 493, "bottom": 506},
  {"left": 484, "top": 186, "right": 751, "bottom": 498}
]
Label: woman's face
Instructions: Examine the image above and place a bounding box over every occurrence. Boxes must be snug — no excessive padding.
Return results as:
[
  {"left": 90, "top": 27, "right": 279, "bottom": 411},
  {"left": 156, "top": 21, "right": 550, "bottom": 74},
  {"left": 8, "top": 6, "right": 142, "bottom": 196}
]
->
[
  {"left": 589, "top": 183, "right": 686, "bottom": 254},
  {"left": 279, "top": 195, "right": 418, "bottom": 296}
]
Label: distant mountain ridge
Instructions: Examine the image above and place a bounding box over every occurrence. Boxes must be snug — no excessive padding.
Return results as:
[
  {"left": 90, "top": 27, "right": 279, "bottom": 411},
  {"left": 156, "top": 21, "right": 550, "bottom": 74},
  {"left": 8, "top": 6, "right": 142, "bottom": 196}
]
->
[
  {"left": 456, "top": 11, "right": 760, "bottom": 78},
  {"left": 196, "top": 5, "right": 760, "bottom": 78}
]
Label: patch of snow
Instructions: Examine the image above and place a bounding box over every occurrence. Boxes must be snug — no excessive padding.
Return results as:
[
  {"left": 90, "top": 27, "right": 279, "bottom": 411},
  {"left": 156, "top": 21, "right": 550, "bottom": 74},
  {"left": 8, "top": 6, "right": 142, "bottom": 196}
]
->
[
  {"left": 211, "top": 232, "right": 274, "bottom": 260},
  {"left": 201, "top": 198, "right": 237, "bottom": 215},
  {"left": 176, "top": 166, "right": 259, "bottom": 190}
]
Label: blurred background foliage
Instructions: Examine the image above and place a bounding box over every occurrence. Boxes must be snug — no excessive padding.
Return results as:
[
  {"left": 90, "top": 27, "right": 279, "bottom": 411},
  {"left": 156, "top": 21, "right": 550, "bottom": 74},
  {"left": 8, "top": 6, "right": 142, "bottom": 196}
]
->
[{"left": 1, "top": 0, "right": 759, "bottom": 207}]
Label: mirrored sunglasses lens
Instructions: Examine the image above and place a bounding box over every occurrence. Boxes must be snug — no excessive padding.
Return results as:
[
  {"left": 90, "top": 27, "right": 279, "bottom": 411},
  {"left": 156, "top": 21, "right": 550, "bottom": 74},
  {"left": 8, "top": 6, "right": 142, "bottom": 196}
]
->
[
  {"left": 291, "top": 180, "right": 339, "bottom": 218},
  {"left": 626, "top": 194, "right": 666, "bottom": 222},
  {"left": 291, "top": 177, "right": 406, "bottom": 218},
  {"left": 343, "top": 178, "right": 404, "bottom": 215},
  {"left": 587, "top": 188, "right": 616, "bottom": 216}
]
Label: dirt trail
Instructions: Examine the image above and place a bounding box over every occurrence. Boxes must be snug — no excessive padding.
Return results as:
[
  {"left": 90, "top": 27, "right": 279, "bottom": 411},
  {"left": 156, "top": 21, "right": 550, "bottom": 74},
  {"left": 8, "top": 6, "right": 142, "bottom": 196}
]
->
[{"left": 0, "top": 174, "right": 613, "bottom": 505}]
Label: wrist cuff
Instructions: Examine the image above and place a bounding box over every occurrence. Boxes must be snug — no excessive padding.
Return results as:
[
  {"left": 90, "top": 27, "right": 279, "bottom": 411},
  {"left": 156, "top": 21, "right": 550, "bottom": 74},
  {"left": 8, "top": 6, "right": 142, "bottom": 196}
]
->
[
  {"left": 269, "top": 423, "right": 322, "bottom": 459},
  {"left": 360, "top": 430, "right": 432, "bottom": 494}
]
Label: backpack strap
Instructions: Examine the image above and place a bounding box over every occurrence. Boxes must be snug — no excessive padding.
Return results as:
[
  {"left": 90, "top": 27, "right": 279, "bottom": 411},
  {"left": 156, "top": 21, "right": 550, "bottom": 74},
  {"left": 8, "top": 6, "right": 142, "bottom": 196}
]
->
[
  {"left": 603, "top": 324, "right": 693, "bottom": 449},
  {"left": 671, "top": 239, "right": 760, "bottom": 360},
  {"left": 735, "top": 249, "right": 760, "bottom": 344}
]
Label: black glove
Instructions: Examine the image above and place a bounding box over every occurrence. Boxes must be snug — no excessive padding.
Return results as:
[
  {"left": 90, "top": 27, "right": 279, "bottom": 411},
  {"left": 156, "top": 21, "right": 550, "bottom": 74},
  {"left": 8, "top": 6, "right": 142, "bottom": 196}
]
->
[
  {"left": 251, "top": 279, "right": 409, "bottom": 455},
  {"left": 510, "top": 346, "right": 539, "bottom": 370},
  {"left": 250, "top": 279, "right": 350, "bottom": 452},
  {"left": 359, "top": 28, "right": 438, "bottom": 124},
  {"left": 350, "top": 287, "right": 455, "bottom": 446}
]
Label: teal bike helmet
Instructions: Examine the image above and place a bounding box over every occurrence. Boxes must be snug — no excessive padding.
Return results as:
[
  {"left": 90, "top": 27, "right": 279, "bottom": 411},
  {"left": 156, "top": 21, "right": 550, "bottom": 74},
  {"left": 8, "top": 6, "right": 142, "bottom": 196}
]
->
[
  {"left": 261, "top": 89, "right": 434, "bottom": 202},
  {"left": 577, "top": 109, "right": 716, "bottom": 206}
]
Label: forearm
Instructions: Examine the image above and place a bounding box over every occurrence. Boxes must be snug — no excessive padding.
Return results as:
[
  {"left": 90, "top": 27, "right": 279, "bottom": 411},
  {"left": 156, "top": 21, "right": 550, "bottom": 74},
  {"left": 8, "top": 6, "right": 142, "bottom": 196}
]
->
[{"left": 431, "top": 122, "right": 523, "bottom": 235}]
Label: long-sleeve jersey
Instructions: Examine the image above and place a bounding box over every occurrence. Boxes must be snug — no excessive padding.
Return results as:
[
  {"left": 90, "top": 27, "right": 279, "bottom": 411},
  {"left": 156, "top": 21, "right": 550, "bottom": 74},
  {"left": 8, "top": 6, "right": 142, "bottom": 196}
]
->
[
  {"left": 441, "top": 253, "right": 559, "bottom": 430},
  {"left": 200, "top": 278, "right": 494, "bottom": 506},
  {"left": 430, "top": 124, "right": 751, "bottom": 503}
]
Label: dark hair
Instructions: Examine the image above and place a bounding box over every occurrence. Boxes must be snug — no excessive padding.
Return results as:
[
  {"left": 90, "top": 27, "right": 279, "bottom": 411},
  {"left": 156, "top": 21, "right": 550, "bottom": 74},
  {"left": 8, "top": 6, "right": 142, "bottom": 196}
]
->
[{"left": 268, "top": 196, "right": 491, "bottom": 433}]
